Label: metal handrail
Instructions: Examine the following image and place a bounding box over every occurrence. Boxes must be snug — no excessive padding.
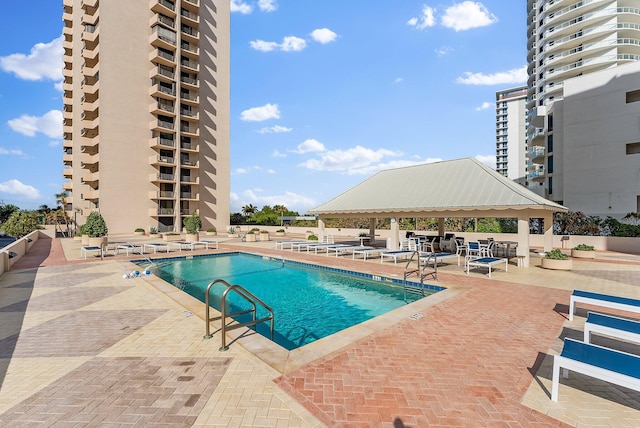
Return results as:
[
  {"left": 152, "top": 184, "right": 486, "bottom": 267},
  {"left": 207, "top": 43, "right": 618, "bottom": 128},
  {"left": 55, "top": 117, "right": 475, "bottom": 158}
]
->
[
  {"left": 204, "top": 278, "right": 274, "bottom": 351},
  {"left": 402, "top": 249, "right": 437, "bottom": 300}
]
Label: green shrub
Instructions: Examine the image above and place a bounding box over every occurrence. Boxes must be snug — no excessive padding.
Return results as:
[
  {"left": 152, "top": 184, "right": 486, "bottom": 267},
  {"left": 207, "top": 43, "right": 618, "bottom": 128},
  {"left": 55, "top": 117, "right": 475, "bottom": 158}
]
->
[
  {"left": 206, "top": 227, "right": 216, "bottom": 232},
  {"left": 246, "top": 230, "right": 255, "bottom": 234},
  {"left": 0, "top": 210, "right": 42, "bottom": 238},
  {"left": 84, "top": 211, "right": 108, "bottom": 237},
  {"left": 545, "top": 249, "right": 568, "bottom": 260},
  {"left": 149, "top": 226, "right": 158, "bottom": 234},
  {"left": 228, "top": 227, "right": 236, "bottom": 234},
  {"left": 573, "top": 244, "right": 595, "bottom": 251},
  {"left": 183, "top": 212, "right": 201, "bottom": 234},
  {"left": 307, "top": 234, "right": 318, "bottom": 241},
  {"left": 276, "top": 229, "right": 285, "bottom": 233},
  {"left": 134, "top": 227, "right": 144, "bottom": 233}
]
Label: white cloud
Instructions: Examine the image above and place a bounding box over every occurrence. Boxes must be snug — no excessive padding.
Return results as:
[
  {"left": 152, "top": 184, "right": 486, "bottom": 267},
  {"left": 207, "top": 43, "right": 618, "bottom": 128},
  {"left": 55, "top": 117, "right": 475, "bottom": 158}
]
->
[
  {"left": 267, "top": 169, "right": 276, "bottom": 174},
  {"left": 230, "top": 0, "right": 253, "bottom": 14},
  {"left": 8, "top": 109, "right": 63, "bottom": 138},
  {"left": 234, "top": 166, "right": 263, "bottom": 174},
  {"left": 258, "top": 0, "right": 277, "bottom": 12},
  {"left": 250, "top": 36, "right": 307, "bottom": 52},
  {"left": 281, "top": 36, "right": 307, "bottom": 52},
  {"left": 0, "top": 36, "right": 63, "bottom": 81},
  {"left": 0, "top": 147, "right": 25, "bottom": 156},
  {"left": 441, "top": 1, "right": 498, "bottom": 31},
  {"left": 298, "top": 145, "right": 402, "bottom": 174},
  {"left": 240, "top": 103, "right": 280, "bottom": 122},
  {"left": 435, "top": 46, "right": 453, "bottom": 56},
  {"left": 345, "top": 157, "right": 443, "bottom": 176},
  {"left": 272, "top": 150, "right": 287, "bottom": 158},
  {"left": 234, "top": 189, "right": 317, "bottom": 213},
  {"left": 249, "top": 40, "right": 280, "bottom": 52},
  {"left": 456, "top": 66, "right": 527, "bottom": 85},
  {"left": 0, "top": 179, "right": 41, "bottom": 200},
  {"left": 310, "top": 28, "right": 338, "bottom": 44},
  {"left": 475, "top": 101, "right": 492, "bottom": 111},
  {"left": 292, "top": 139, "right": 326, "bottom": 154},
  {"left": 475, "top": 154, "right": 496, "bottom": 169},
  {"left": 407, "top": 5, "right": 436, "bottom": 30},
  {"left": 394, "top": 77, "right": 403, "bottom": 83},
  {"left": 48, "top": 140, "right": 61, "bottom": 147},
  {"left": 258, "top": 125, "right": 292, "bottom": 134}
]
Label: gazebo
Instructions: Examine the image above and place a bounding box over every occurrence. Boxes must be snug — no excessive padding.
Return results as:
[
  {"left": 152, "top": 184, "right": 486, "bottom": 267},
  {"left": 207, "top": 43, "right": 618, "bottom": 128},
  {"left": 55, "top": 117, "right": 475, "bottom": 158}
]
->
[{"left": 308, "top": 158, "right": 568, "bottom": 267}]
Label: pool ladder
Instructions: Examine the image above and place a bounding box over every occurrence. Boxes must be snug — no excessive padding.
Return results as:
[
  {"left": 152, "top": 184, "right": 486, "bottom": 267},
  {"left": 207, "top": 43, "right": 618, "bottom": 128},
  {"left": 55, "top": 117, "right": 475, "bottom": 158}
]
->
[
  {"left": 203, "top": 279, "right": 274, "bottom": 351},
  {"left": 403, "top": 250, "right": 437, "bottom": 300}
]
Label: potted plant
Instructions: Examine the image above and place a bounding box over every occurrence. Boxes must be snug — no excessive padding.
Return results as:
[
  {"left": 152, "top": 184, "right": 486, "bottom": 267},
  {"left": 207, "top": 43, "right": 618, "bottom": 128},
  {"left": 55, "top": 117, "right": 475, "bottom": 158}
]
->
[
  {"left": 206, "top": 227, "right": 217, "bottom": 236},
  {"left": 274, "top": 228, "right": 285, "bottom": 237},
  {"left": 571, "top": 244, "right": 596, "bottom": 259},
  {"left": 227, "top": 227, "right": 239, "bottom": 238},
  {"left": 149, "top": 226, "right": 160, "bottom": 238},
  {"left": 245, "top": 230, "right": 256, "bottom": 242},
  {"left": 163, "top": 232, "right": 181, "bottom": 242},
  {"left": 134, "top": 227, "right": 145, "bottom": 236},
  {"left": 541, "top": 249, "right": 573, "bottom": 270},
  {"left": 307, "top": 234, "right": 318, "bottom": 241},
  {"left": 79, "top": 223, "right": 90, "bottom": 245},
  {"left": 84, "top": 211, "right": 108, "bottom": 247},
  {"left": 183, "top": 212, "right": 201, "bottom": 242},
  {"left": 259, "top": 229, "right": 270, "bottom": 241},
  {"left": 305, "top": 230, "right": 315, "bottom": 239}
]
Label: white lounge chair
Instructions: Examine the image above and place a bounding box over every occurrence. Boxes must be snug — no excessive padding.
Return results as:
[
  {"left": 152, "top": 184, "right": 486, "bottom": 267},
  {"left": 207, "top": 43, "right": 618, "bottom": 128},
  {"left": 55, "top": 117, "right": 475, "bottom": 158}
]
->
[
  {"left": 193, "top": 240, "right": 218, "bottom": 250},
  {"left": 325, "top": 245, "right": 369, "bottom": 257},
  {"left": 419, "top": 252, "right": 461, "bottom": 267},
  {"left": 380, "top": 250, "right": 414, "bottom": 265},
  {"left": 143, "top": 243, "right": 170, "bottom": 254},
  {"left": 316, "top": 243, "right": 353, "bottom": 255},
  {"left": 81, "top": 245, "right": 102, "bottom": 259},
  {"left": 569, "top": 290, "right": 640, "bottom": 321},
  {"left": 352, "top": 247, "right": 386, "bottom": 261},
  {"left": 465, "top": 256, "right": 507, "bottom": 278},
  {"left": 168, "top": 241, "right": 194, "bottom": 251},
  {"left": 275, "top": 240, "right": 307, "bottom": 250},
  {"left": 115, "top": 243, "right": 143, "bottom": 255},
  {"left": 584, "top": 312, "right": 640, "bottom": 345},
  {"left": 551, "top": 338, "right": 640, "bottom": 402}
]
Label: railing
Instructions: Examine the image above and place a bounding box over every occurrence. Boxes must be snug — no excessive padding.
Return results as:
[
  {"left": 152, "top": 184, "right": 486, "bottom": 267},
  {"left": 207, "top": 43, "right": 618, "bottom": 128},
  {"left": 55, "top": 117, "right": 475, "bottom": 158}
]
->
[
  {"left": 402, "top": 250, "right": 437, "bottom": 300},
  {"left": 157, "top": 119, "right": 174, "bottom": 129},
  {"left": 156, "top": 49, "right": 174, "bottom": 62},
  {"left": 157, "top": 14, "right": 175, "bottom": 28},
  {"left": 158, "top": 208, "right": 175, "bottom": 215},
  {"left": 158, "top": 136, "right": 175, "bottom": 147},
  {"left": 157, "top": 0, "right": 175, "bottom": 12},
  {"left": 204, "top": 279, "right": 274, "bottom": 351}
]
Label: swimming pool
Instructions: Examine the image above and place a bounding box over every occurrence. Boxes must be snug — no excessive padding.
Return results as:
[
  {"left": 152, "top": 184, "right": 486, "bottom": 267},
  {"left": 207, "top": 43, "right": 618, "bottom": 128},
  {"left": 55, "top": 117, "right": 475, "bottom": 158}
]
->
[{"left": 142, "top": 252, "right": 442, "bottom": 350}]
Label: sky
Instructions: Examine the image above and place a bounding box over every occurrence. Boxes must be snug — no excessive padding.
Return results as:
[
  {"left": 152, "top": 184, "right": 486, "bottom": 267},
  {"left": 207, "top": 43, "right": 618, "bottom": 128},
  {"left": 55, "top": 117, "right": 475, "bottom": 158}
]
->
[{"left": 0, "top": 0, "right": 527, "bottom": 214}]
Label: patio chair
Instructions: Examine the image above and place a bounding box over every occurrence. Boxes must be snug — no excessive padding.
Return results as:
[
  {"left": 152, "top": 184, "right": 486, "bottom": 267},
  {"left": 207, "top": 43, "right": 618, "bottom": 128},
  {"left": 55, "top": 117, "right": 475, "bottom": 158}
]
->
[
  {"left": 551, "top": 338, "right": 640, "bottom": 402},
  {"left": 466, "top": 241, "right": 482, "bottom": 258},
  {"left": 568, "top": 290, "right": 640, "bottom": 321},
  {"left": 583, "top": 312, "right": 640, "bottom": 345}
]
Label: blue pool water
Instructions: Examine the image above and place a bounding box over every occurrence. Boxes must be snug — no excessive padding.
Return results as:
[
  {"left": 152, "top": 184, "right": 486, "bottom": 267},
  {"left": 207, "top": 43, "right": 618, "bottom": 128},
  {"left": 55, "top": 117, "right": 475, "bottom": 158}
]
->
[{"left": 143, "top": 252, "right": 441, "bottom": 350}]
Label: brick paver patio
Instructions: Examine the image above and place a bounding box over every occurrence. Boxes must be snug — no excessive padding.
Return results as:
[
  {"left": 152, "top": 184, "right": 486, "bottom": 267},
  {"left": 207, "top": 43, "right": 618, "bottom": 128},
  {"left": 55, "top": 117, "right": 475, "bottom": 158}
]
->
[{"left": 0, "top": 235, "right": 639, "bottom": 427}]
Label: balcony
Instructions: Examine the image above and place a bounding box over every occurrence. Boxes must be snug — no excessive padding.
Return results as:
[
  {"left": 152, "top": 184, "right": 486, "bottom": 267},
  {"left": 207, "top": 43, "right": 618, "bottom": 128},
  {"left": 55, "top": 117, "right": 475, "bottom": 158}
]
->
[
  {"left": 529, "top": 146, "right": 545, "bottom": 163},
  {"left": 150, "top": 101, "right": 175, "bottom": 116},
  {"left": 151, "top": 172, "right": 175, "bottom": 182},
  {"left": 81, "top": 152, "right": 99, "bottom": 167},
  {"left": 149, "top": 48, "right": 175, "bottom": 67},
  {"left": 180, "top": 175, "right": 197, "bottom": 183},
  {"left": 528, "top": 166, "right": 546, "bottom": 181},
  {"left": 180, "top": 42, "right": 199, "bottom": 59},
  {"left": 63, "top": 167, "right": 73, "bottom": 178},
  {"left": 81, "top": 126, "right": 99, "bottom": 139},
  {"left": 82, "top": 44, "right": 100, "bottom": 61},
  {"left": 151, "top": 13, "right": 175, "bottom": 29},
  {"left": 81, "top": 0, "right": 98, "bottom": 9},
  {"left": 180, "top": 57, "right": 199, "bottom": 72},
  {"left": 181, "top": 25, "right": 199, "bottom": 44},
  {"left": 179, "top": 91, "right": 198, "bottom": 105},
  {"left": 180, "top": 124, "right": 198, "bottom": 136},
  {"left": 181, "top": 8, "right": 199, "bottom": 25},
  {"left": 150, "top": 83, "right": 176, "bottom": 100},
  {"left": 527, "top": 127, "right": 545, "bottom": 146},
  {"left": 180, "top": 158, "right": 197, "bottom": 168},
  {"left": 155, "top": 119, "right": 175, "bottom": 131},
  {"left": 150, "top": 154, "right": 175, "bottom": 165},
  {"left": 151, "top": 0, "right": 177, "bottom": 18},
  {"left": 529, "top": 105, "right": 546, "bottom": 128},
  {"left": 149, "top": 135, "right": 176, "bottom": 148},
  {"left": 180, "top": 192, "right": 197, "bottom": 200},
  {"left": 81, "top": 135, "right": 99, "bottom": 150},
  {"left": 179, "top": 75, "right": 198, "bottom": 89},
  {"left": 150, "top": 190, "right": 175, "bottom": 199},
  {"left": 83, "top": 171, "right": 99, "bottom": 184},
  {"left": 81, "top": 8, "right": 99, "bottom": 26},
  {"left": 84, "top": 189, "right": 100, "bottom": 201},
  {"left": 182, "top": 0, "right": 199, "bottom": 11},
  {"left": 62, "top": 181, "right": 73, "bottom": 191},
  {"left": 151, "top": 27, "right": 177, "bottom": 50},
  {"left": 180, "top": 140, "right": 198, "bottom": 151},
  {"left": 150, "top": 64, "right": 175, "bottom": 82}
]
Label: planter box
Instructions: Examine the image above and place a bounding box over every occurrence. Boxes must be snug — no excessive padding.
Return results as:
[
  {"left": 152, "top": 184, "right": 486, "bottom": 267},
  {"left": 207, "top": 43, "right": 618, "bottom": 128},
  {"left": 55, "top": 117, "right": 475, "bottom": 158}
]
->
[
  {"left": 88, "top": 237, "right": 107, "bottom": 247},
  {"left": 541, "top": 258, "right": 573, "bottom": 270},
  {"left": 259, "top": 232, "right": 270, "bottom": 241},
  {"left": 571, "top": 249, "right": 595, "bottom": 259},
  {"left": 149, "top": 234, "right": 161, "bottom": 239},
  {"left": 228, "top": 233, "right": 239, "bottom": 238},
  {"left": 206, "top": 231, "right": 217, "bottom": 236},
  {"left": 246, "top": 233, "right": 256, "bottom": 242},
  {"left": 81, "top": 235, "right": 90, "bottom": 246},
  {"left": 163, "top": 234, "right": 182, "bottom": 242},
  {"left": 185, "top": 233, "right": 199, "bottom": 242},
  {"left": 274, "top": 232, "right": 285, "bottom": 237},
  {"left": 134, "top": 231, "right": 145, "bottom": 236}
]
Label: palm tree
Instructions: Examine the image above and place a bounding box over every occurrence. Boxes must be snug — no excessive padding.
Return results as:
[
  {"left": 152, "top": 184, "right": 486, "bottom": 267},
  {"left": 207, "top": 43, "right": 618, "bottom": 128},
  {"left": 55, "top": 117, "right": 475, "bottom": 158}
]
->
[
  {"left": 52, "top": 191, "right": 71, "bottom": 236},
  {"left": 273, "top": 204, "right": 287, "bottom": 226},
  {"left": 242, "top": 204, "right": 257, "bottom": 222}
]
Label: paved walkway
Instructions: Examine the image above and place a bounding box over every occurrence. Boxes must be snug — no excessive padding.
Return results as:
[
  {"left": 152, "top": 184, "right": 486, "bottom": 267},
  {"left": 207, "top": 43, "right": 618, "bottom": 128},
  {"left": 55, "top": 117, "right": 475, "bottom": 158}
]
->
[{"left": 0, "top": 235, "right": 639, "bottom": 427}]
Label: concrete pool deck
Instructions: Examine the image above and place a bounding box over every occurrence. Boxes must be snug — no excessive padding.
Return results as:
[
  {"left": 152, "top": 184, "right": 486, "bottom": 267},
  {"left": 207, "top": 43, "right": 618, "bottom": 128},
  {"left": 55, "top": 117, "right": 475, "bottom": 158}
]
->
[{"left": 0, "top": 235, "right": 639, "bottom": 426}]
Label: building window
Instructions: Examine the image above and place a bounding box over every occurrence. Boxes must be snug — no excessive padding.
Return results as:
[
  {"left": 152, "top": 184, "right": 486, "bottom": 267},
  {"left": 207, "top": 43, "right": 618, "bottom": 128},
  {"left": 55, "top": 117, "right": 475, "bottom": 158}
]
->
[
  {"left": 548, "top": 156, "right": 554, "bottom": 174},
  {"left": 547, "top": 135, "right": 554, "bottom": 152},
  {"left": 626, "top": 90, "right": 640, "bottom": 103},
  {"left": 627, "top": 142, "right": 640, "bottom": 155},
  {"left": 547, "top": 114, "right": 553, "bottom": 131},
  {"left": 548, "top": 177, "right": 553, "bottom": 195}
]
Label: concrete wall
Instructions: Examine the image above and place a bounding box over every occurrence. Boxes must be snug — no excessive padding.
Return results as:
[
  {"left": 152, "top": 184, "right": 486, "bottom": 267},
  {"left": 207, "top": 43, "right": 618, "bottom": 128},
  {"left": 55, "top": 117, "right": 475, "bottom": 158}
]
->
[{"left": 0, "top": 230, "right": 49, "bottom": 276}]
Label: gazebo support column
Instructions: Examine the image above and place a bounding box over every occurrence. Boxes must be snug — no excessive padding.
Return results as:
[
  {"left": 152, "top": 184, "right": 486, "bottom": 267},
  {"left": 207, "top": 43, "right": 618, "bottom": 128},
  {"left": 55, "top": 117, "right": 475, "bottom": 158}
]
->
[
  {"left": 438, "top": 218, "right": 445, "bottom": 237},
  {"left": 369, "top": 218, "right": 376, "bottom": 244},
  {"left": 543, "top": 212, "right": 553, "bottom": 253},
  {"left": 517, "top": 216, "right": 530, "bottom": 267},
  {"left": 390, "top": 217, "right": 399, "bottom": 249},
  {"left": 318, "top": 218, "right": 326, "bottom": 240}
]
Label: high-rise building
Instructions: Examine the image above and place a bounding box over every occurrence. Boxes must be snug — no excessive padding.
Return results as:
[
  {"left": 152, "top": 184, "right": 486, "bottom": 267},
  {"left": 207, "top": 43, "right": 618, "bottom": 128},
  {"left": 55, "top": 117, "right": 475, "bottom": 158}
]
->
[
  {"left": 495, "top": 86, "right": 527, "bottom": 185},
  {"left": 526, "top": 0, "right": 640, "bottom": 201},
  {"left": 61, "top": 0, "right": 230, "bottom": 234}
]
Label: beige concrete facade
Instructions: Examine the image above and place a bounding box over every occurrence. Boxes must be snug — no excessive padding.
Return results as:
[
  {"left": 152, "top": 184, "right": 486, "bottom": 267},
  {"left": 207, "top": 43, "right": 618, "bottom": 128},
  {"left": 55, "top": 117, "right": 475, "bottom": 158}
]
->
[
  {"left": 61, "top": 0, "right": 230, "bottom": 235},
  {"left": 495, "top": 86, "right": 528, "bottom": 185}
]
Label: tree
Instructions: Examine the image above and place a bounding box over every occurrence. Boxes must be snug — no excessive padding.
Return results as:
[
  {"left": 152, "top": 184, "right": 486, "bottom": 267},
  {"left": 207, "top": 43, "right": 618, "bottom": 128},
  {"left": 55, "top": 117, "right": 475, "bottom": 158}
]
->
[
  {"left": 1, "top": 210, "right": 41, "bottom": 238},
  {"left": 0, "top": 204, "right": 19, "bottom": 224},
  {"left": 84, "top": 211, "right": 108, "bottom": 237},
  {"left": 241, "top": 204, "right": 257, "bottom": 222}
]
